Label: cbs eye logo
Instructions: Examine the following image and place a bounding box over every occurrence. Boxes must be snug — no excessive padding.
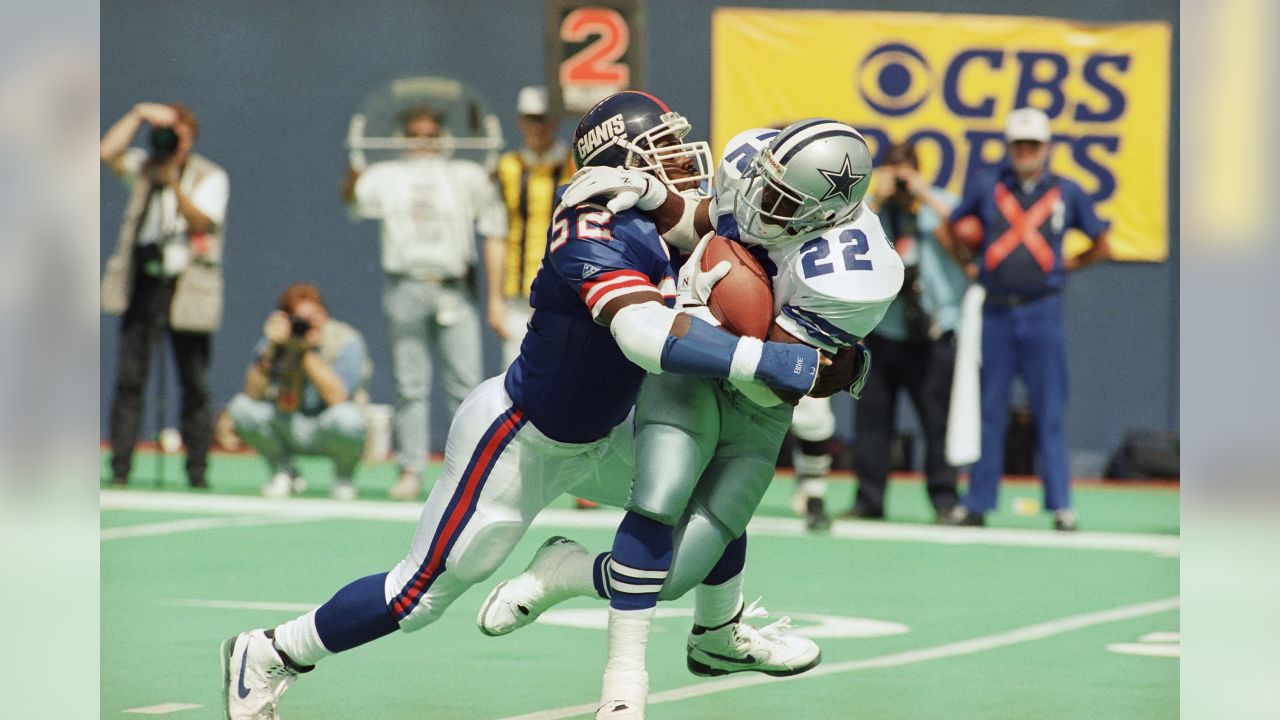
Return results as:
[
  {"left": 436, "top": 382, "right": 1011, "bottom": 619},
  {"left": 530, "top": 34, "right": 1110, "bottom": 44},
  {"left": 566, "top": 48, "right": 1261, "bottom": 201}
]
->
[{"left": 857, "top": 42, "right": 933, "bottom": 117}]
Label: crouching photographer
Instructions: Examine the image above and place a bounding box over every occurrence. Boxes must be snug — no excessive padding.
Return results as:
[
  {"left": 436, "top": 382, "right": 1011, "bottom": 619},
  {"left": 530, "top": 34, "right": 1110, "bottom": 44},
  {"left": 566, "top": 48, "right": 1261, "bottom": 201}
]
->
[{"left": 228, "top": 283, "right": 372, "bottom": 499}]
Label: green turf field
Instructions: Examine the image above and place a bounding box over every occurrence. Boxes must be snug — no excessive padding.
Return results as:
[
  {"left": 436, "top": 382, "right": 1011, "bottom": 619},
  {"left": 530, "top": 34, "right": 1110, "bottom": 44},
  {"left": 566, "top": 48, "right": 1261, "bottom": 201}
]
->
[{"left": 102, "top": 450, "right": 1178, "bottom": 719}]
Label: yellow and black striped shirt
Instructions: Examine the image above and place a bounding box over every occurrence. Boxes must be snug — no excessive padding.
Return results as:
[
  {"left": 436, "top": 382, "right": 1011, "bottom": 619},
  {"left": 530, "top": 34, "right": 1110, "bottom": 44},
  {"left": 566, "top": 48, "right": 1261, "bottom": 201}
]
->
[{"left": 496, "top": 144, "right": 575, "bottom": 299}]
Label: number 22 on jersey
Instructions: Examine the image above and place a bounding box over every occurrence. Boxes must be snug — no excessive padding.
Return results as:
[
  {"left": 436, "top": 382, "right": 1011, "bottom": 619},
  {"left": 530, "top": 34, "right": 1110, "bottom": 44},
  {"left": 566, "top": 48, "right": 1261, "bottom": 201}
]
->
[{"left": 800, "top": 229, "right": 874, "bottom": 279}]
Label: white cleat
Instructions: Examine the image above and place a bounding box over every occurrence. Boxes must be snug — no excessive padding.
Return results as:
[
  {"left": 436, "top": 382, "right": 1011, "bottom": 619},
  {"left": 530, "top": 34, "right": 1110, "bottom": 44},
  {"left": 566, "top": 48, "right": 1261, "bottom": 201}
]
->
[
  {"left": 388, "top": 472, "right": 422, "bottom": 501},
  {"left": 477, "top": 536, "right": 589, "bottom": 636},
  {"left": 221, "top": 629, "right": 302, "bottom": 720},
  {"left": 686, "top": 598, "right": 822, "bottom": 677},
  {"left": 596, "top": 669, "right": 648, "bottom": 720},
  {"left": 261, "top": 472, "right": 293, "bottom": 499},
  {"left": 329, "top": 479, "right": 357, "bottom": 501}
]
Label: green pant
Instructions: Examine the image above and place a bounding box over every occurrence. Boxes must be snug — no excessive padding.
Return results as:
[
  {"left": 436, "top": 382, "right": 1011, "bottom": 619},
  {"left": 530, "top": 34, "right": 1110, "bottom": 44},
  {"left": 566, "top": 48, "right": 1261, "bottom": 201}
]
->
[{"left": 628, "top": 373, "right": 794, "bottom": 599}]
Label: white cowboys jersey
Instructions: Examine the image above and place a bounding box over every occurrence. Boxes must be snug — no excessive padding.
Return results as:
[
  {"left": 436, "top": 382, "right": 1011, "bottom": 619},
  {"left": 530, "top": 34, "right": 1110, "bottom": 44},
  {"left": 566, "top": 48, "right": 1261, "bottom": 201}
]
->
[{"left": 711, "top": 129, "right": 904, "bottom": 353}]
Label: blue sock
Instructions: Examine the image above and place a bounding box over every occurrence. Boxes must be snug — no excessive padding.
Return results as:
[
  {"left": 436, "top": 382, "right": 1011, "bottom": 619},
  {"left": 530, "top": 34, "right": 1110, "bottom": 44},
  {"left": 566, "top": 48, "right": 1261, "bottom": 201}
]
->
[
  {"left": 592, "top": 552, "right": 612, "bottom": 599},
  {"left": 702, "top": 532, "right": 747, "bottom": 586},
  {"left": 314, "top": 572, "right": 400, "bottom": 653},
  {"left": 608, "top": 512, "right": 673, "bottom": 611}
]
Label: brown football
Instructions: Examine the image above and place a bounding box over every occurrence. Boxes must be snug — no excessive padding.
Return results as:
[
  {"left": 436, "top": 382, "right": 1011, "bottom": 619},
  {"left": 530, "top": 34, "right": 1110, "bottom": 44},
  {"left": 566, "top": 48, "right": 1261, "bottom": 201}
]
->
[
  {"left": 952, "top": 214, "right": 984, "bottom": 249},
  {"left": 702, "top": 235, "right": 773, "bottom": 340}
]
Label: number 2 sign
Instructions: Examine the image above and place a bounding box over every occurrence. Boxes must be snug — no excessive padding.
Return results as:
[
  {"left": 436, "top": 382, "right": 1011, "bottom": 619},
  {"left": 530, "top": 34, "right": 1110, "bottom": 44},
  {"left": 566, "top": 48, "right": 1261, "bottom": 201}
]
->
[{"left": 546, "top": 0, "right": 646, "bottom": 115}]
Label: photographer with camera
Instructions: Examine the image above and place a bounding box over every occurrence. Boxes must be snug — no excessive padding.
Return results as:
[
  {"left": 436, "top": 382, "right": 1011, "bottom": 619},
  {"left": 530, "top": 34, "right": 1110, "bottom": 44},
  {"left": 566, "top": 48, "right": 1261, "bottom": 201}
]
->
[
  {"left": 846, "top": 141, "right": 969, "bottom": 522},
  {"left": 101, "top": 102, "right": 228, "bottom": 488},
  {"left": 227, "top": 283, "right": 371, "bottom": 500}
]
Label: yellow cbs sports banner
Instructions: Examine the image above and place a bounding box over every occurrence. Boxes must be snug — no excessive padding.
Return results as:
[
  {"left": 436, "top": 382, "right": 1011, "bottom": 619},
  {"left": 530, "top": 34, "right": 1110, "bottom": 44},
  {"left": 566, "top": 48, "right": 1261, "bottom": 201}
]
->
[{"left": 712, "top": 9, "right": 1172, "bottom": 261}]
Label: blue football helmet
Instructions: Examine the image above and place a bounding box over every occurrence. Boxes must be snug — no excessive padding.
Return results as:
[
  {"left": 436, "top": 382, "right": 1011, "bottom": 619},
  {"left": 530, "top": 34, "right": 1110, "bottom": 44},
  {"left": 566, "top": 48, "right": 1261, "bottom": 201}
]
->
[{"left": 572, "top": 90, "right": 712, "bottom": 198}]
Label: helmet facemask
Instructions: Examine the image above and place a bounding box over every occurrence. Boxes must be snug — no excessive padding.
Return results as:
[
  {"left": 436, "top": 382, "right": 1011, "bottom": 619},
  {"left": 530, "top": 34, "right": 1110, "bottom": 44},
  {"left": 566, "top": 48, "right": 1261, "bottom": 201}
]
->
[
  {"left": 735, "top": 149, "right": 858, "bottom": 246},
  {"left": 617, "top": 112, "right": 713, "bottom": 199}
]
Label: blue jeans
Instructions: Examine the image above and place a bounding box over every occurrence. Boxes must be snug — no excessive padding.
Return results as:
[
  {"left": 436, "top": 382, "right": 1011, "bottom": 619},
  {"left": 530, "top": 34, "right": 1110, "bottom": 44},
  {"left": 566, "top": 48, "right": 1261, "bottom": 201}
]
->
[{"left": 965, "top": 293, "right": 1071, "bottom": 513}]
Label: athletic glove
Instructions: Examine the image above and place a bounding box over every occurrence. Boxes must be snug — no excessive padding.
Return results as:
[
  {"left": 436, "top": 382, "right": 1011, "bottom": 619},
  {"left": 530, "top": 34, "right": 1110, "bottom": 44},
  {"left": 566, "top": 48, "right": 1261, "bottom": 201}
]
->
[
  {"left": 560, "top": 166, "right": 669, "bottom": 214},
  {"left": 675, "top": 233, "right": 731, "bottom": 322}
]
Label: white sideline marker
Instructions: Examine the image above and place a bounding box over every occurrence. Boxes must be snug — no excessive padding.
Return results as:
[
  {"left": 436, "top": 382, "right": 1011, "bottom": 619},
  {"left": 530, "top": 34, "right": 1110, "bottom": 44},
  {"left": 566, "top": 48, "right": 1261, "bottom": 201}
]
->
[{"left": 101, "top": 490, "right": 1180, "bottom": 556}]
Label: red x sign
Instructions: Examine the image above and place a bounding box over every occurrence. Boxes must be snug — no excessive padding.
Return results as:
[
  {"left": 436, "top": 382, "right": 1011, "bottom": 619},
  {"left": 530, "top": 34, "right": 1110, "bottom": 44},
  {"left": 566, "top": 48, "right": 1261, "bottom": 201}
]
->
[{"left": 985, "top": 183, "right": 1061, "bottom": 274}]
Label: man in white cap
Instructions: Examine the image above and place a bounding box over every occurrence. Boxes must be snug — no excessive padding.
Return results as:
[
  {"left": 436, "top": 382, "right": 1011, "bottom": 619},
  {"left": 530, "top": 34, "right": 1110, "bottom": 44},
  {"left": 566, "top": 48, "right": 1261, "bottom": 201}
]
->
[
  {"left": 945, "top": 107, "right": 1111, "bottom": 531},
  {"left": 488, "top": 86, "right": 575, "bottom": 364}
]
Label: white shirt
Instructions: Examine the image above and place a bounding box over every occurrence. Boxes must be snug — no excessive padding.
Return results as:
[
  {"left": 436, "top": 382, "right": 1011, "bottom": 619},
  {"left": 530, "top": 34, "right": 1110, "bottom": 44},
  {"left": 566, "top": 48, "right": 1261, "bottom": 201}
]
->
[{"left": 353, "top": 155, "right": 506, "bottom": 278}]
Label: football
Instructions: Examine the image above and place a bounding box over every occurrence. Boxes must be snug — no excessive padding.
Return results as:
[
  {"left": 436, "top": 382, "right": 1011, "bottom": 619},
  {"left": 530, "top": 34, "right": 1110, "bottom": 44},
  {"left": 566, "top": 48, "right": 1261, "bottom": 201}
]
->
[
  {"left": 702, "top": 235, "right": 773, "bottom": 339},
  {"left": 952, "top": 214, "right": 984, "bottom": 249}
]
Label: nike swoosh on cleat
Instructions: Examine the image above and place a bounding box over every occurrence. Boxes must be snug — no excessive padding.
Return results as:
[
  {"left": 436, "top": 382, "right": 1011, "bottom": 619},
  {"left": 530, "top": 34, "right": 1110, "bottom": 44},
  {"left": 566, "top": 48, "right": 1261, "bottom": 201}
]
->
[
  {"left": 237, "top": 644, "right": 252, "bottom": 699},
  {"left": 698, "top": 649, "right": 758, "bottom": 665}
]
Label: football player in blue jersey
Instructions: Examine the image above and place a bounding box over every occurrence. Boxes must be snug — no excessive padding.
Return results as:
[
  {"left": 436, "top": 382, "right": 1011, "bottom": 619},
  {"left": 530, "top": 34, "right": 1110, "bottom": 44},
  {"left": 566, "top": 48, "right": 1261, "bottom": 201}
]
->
[
  {"left": 221, "top": 91, "right": 843, "bottom": 720},
  {"left": 483, "top": 118, "right": 904, "bottom": 719}
]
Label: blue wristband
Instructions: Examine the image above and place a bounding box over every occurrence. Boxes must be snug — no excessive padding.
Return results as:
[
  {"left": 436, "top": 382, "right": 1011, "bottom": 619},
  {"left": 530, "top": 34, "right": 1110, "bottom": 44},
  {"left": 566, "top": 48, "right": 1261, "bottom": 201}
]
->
[
  {"left": 659, "top": 315, "right": 737, "bottom": 377},
  {"left": 756, "top": 342, "right": 820, "bottom": 395}
]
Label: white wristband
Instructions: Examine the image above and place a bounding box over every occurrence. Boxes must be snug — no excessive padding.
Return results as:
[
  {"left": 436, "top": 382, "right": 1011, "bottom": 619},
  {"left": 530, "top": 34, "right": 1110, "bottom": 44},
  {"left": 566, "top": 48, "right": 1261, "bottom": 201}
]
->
[
  {"left": 636, "top": 175, "right": 670, "bottom": 211},
  {"left": 728, "top": 336, "right": 763, "bottom": 383}
]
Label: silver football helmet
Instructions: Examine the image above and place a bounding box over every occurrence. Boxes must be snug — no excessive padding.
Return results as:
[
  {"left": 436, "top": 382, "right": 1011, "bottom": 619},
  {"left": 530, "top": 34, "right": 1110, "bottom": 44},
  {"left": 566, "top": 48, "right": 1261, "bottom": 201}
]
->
[{"left": 734, "top": 119, "right": 873, "bottom": 245}]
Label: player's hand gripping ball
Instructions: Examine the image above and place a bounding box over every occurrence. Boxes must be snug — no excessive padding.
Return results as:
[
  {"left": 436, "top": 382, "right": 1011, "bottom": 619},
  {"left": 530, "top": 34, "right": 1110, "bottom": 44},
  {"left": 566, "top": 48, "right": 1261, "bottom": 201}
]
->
[{"left": 701, "top": 235, "right": 773, "bottom": 339}]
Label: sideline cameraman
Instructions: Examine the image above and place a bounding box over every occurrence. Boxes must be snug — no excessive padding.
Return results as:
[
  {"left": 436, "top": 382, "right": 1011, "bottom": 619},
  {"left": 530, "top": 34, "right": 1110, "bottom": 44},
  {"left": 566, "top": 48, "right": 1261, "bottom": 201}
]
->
[
  {"left": 849, "top": 142, "right": 967, "bottom": 522},
  {"left": 101, "top": 101, "right": 227, "bottom": 488},
  {"left": 228, "top": 283, "right": 371, "bottom": 500}
]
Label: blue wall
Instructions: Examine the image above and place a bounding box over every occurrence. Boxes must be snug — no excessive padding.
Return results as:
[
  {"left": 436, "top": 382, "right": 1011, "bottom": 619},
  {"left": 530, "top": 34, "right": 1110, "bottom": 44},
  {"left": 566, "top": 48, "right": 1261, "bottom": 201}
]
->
[{"left": 101, "top": 0, "right": 1178, "bottom": 461}]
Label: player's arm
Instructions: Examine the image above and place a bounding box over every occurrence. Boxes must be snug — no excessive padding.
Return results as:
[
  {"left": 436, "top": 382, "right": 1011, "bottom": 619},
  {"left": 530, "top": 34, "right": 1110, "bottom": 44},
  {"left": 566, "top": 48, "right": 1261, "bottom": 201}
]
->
[
  {"left": 597, "top": 291, "right": 823, "bottom": 396},
  {"left": 557, "top": 166, "right": 712, "bottom": 252},
  {"left": 554, "top": 209, "right": 821, "bottom": 395}
]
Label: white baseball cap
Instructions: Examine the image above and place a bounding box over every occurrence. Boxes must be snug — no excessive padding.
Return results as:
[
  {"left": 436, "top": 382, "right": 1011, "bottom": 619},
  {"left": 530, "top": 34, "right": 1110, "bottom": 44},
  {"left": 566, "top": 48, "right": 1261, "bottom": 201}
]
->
[
  {"left": 1005, "top": 107, "right": 1051, "bottom": 143},
  {"left": 517, "top": 86, "right": 549, "bottom": 116}
]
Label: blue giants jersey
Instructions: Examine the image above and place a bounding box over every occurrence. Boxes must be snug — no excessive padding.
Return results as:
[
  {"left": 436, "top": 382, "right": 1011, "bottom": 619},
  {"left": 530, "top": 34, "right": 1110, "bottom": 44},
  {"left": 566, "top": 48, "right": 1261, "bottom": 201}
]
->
[{"left": 505, "top": 190, "right": 677, "bottom": 443}]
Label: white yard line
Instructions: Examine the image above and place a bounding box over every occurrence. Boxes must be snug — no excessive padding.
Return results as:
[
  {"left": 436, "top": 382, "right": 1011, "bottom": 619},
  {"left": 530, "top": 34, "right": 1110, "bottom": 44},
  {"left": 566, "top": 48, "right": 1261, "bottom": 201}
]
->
[
  {"left": 122, "top": 703, "right": 202, "bottom": 715},
  {"left": 101, "top": 490, "right": 1179, "bottom": 555},
  {"left": 101, "top": 514, "right": 317, "bottom": 541},
  {"left": 494, "top": 596, "right": 1181, "bottom": 720},
  {"left": 166, "top": 599, "right": 318, "bottom": 612}
]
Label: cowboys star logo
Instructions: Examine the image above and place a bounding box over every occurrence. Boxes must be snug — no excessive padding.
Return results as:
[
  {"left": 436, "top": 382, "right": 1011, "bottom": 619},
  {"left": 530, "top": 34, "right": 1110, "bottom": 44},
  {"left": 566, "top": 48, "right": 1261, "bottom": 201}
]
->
[{"left": 818, "top": 155, "right": 866, "bottom": 204}]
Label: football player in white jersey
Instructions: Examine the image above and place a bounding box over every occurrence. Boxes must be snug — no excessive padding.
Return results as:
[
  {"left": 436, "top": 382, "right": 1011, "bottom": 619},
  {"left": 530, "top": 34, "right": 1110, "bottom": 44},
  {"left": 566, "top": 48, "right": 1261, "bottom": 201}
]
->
[{"left": 480, "top": 119, "right": 903, "bottom": 719}]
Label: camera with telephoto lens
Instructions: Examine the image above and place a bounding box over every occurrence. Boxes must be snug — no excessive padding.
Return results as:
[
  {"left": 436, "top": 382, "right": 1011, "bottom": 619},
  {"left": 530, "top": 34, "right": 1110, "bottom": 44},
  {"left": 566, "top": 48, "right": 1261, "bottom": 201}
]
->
[
  {"left": 290, "top": 315, "right": 311, "bottom": 339},
  {"left": 149, "top": 126, "right": 179, "bottom": 161}
]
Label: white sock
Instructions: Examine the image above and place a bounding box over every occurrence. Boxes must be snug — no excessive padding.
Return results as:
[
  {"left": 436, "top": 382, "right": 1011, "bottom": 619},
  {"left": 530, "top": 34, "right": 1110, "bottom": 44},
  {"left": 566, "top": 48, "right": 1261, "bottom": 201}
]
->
[
  {"left": 694, "top": 574, "right": 744, "bottom": 629},
  {"left": 797, "top": 477, "right": 828, "bottom": 500},
  {"left": 273, "top": 609, "right": 332, "bottom": 667},
  {"left": 604, "top": 606, "right": 655, "bottom": 675}
]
